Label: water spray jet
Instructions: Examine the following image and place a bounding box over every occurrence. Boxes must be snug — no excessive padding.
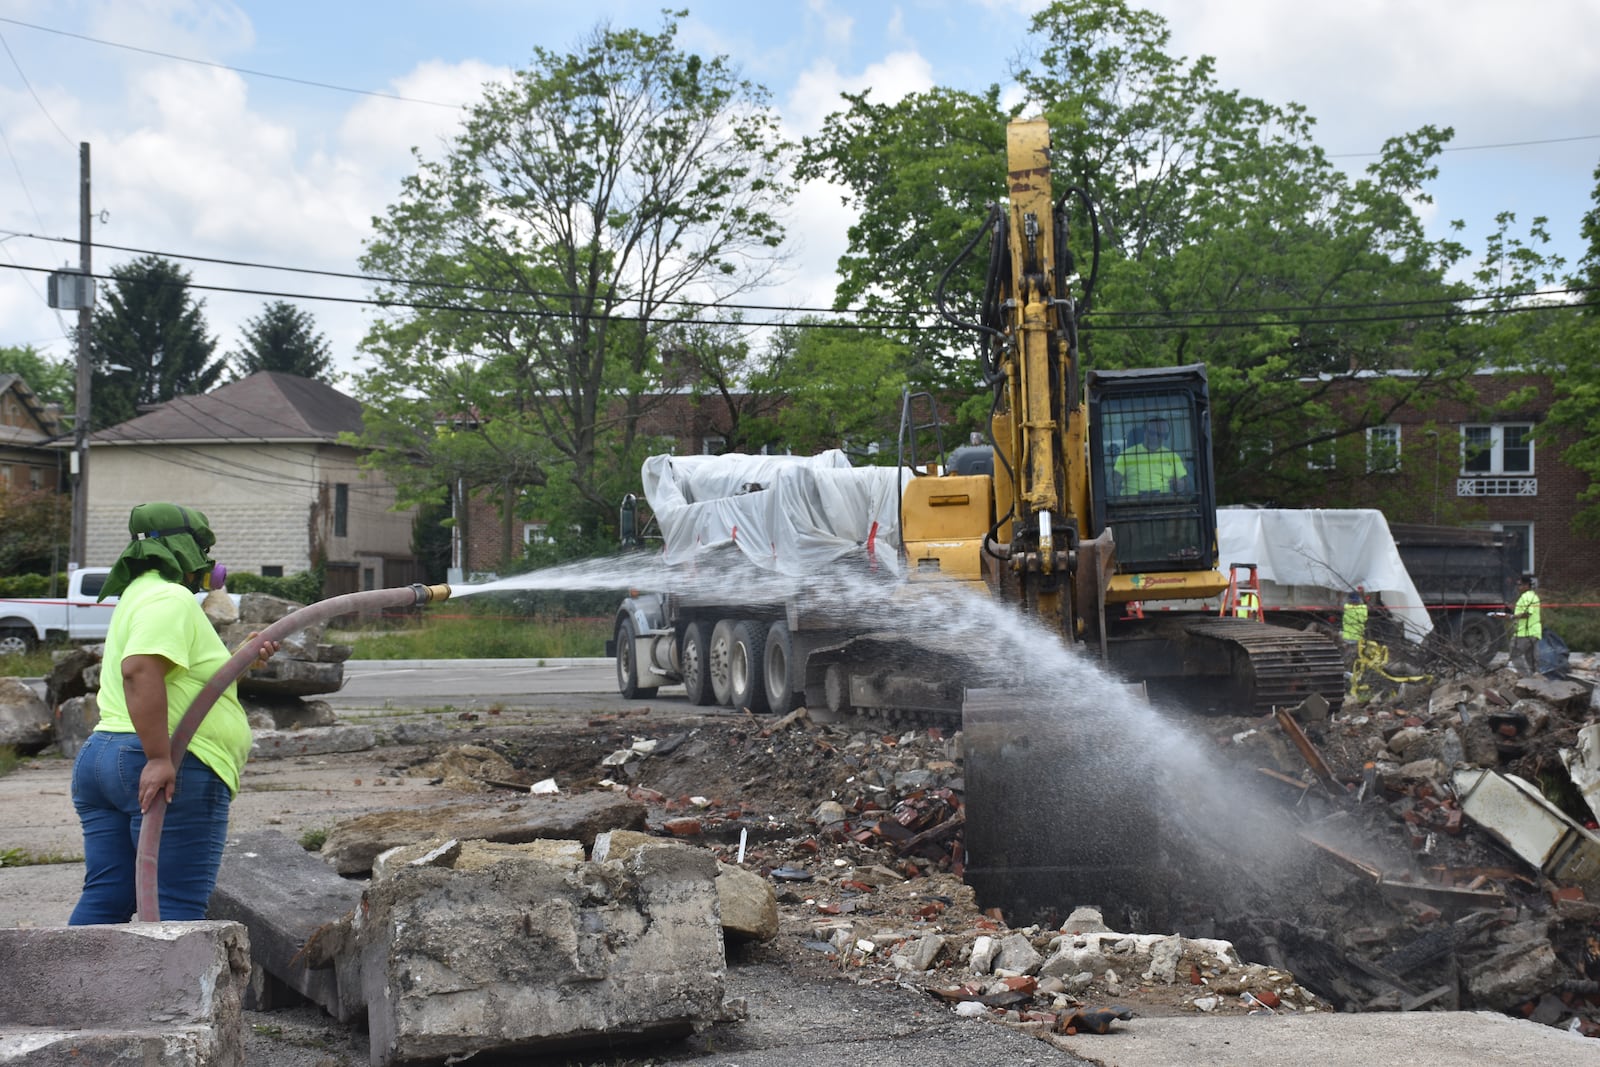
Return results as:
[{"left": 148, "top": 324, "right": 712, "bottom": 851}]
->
[{"left": 134, "top": 582, "right": 451, "bottom": 922}]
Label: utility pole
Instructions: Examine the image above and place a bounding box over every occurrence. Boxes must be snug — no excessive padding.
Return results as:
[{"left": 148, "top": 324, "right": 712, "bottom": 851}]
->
[{"left": 69, "top": 142, "right": 91, "bottom": 571}]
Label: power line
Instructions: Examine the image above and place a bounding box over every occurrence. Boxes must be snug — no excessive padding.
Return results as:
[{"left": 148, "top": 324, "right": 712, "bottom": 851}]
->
[
  {"left": 5, "top": 229, "right": 1592, "bottom": 329},
  {"left": 0, "top": 30, "right": 75, "bottom": 148},
  {"left": 2, "top": 258, "right": 1590, "bottom": 335},
  {"left": 1329, "top": 131, "right": 1600, "bottom": 159},
  {"left": 0, "top": 16, "right": 466, "bottom": 110}
]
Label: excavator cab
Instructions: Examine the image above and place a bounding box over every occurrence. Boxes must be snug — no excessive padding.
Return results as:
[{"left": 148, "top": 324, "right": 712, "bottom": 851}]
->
[{"left": 1086, "top": 365, "right": 1217, "bottom": 574}]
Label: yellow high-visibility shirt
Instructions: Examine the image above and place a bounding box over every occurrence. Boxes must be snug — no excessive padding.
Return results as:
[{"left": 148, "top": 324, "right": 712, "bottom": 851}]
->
[
  {"left": 1342, "top": 602, "right": 1368, "bottom": 641},
  {"left": 1514, "top": 590, "right": 1542, "bottom": 639}
]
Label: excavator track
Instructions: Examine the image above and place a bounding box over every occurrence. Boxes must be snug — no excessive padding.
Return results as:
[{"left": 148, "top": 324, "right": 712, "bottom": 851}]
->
[{"left": 1179, "top": 616, "right": 1346, "bottom": 716}]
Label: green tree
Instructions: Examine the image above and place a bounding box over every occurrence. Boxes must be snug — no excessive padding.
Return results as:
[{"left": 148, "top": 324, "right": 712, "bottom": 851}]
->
[
  {"left": 800, "top": 0, "right": 1485, "bottom": 504},
  {"left": 87, "top": 255, "right": 225, "bottom": 427},
  {"left": 746, "top": 322, "right": 908, "bottom": 459},
  {"left": 353, "top": 14, "right": 794, "bottom": 558},
  {"left": 0, "top": 345, "right": 74, "bottom": 409},
  {"left": 230, "top": 301, "right": 334, "bottom": 381},
  {"left": 0, "top": 484, "right": 69, "bottom": 574}
]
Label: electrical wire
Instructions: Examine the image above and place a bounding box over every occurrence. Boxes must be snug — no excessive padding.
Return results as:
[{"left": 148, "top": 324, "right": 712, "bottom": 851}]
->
[
  {"left": 2, "top": 258, "right": 1589, "bottom": 337},
  {"left": 5, "top": 229, "right": 1590, "bottom": 330},
  {"left": 0, "top": 29, "right": 76, "bottom": 149},
  {"left": 0, "top": 16, "right": 466, "bottom": 111}
]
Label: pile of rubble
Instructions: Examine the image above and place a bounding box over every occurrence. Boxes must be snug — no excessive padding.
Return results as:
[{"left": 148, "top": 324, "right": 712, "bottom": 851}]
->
[{"left": 0, "top": 590, "right": 359, "bottom": 758}]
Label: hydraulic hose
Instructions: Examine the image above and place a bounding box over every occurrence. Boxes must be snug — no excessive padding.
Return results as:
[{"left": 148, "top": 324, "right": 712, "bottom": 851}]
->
[{"left": 135, "top": 582, "right": 451, "bottom": 921}]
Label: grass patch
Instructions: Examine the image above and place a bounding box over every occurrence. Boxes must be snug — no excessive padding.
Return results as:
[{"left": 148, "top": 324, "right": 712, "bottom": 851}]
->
[
  {"left": 0, "top": 648, "right": 60, "bottom": 678},
  {"left": 0, "top": 846, "right": 82, "bottom": 867},
  {"left": 298, "top": 827, "right": 329, "bottom": 852},
  {"left": 0, "top": 745, "right": 17, "bottom": 778},
  {"left": 1547, "top": 589, "right": 1600, "bottom": 655},
  {"left": 344, "top": 615, "right": 609, "bottom": 660}
]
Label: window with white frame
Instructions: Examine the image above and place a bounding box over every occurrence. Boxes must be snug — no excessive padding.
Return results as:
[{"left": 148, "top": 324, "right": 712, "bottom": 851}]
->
[
  {"left": 522, "top": 522, "right": 550, "bottom": 545},
  {"left": 1459, "top": 423, "right": 1535, "bottom": 497},
  {"left": 1461, "top": 424, "right": 1533, "bottom": 474},
  {"left": 1366, "top": 424, "right": 1401, "bottom": 472},
  {"left": 1305, "top": 431, "right": 1337, "bottom": 470},
  {"left": 701, "top": 435, "right": 727, "bottom": 455}
]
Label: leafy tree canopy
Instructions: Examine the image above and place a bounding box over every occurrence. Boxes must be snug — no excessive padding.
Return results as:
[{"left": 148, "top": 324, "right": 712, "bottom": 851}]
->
[
  {"left": 800, "top": 0, "right": 1495, "bottom": 504},
  {"left": 0, "top": 344, "right": 74, "bottom": 409},
  {"left": 87, "top": 255, "right": 225, "bottom": 428},
  {"left": 352, "top": 13, "right": 794, "bottom": 562},
  {"left": 230, "top": 301, "right": 335, "bottom": 381}
]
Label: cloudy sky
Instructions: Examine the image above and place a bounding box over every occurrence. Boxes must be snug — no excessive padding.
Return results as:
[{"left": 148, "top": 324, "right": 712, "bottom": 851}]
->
[{"left": 1, "top": 0, "right": 1596, "bottom": 382}]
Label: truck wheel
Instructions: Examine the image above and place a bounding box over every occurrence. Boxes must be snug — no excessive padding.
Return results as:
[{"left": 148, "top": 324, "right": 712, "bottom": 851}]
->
[
  {"left": 763, "top": 620, "right": 799, "bottom": 714},
  {"left": 680, "top": 621, "right": 714, "bottom": 706},
  {"left": 614, "top": 617, "right": 658, "bottom": 699},
  {"left": 708, "top": 621, "right": 736, "bottom": 706},
  {"left": 0, "top": 627, "right": 35, "bottom": 656},
  {"left": 1456, "top": 613, "right": 1499, "bottom": 666},
  {"left": 730, "top": 620, "right": 770, "bottom": 715}
]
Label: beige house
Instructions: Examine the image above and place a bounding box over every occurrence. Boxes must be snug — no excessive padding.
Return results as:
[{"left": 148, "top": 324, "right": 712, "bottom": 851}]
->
[{"left": 89, "top": 372, "right": 420, "bottom": 594}]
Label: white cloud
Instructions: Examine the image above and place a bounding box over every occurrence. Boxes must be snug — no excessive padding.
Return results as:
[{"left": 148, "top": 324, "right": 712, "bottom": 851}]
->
[{"left": 783, "top": 50, "right": 935, "bottom": 137}]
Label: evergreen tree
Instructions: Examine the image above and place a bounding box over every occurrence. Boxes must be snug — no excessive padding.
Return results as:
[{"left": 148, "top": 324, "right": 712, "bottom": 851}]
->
[
  {"left": 230, "top": 301, "right": 334, "bottom": 381},
  {"left": 87, "top": 255, "right": 224, "bottom": 427}
]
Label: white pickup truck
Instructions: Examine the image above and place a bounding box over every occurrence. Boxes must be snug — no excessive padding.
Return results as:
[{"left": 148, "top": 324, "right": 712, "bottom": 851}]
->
[{"left": 0, "top": 567, "right": 120, "bottom": 654}]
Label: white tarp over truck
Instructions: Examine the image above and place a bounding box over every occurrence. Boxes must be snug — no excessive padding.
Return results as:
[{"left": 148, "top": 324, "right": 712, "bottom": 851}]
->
[
  {"left": 642, "top": 449, "right": 907, "bottom": 577},
  {"left": 1214, "top": 508, "right": 1433, "bottom": 640}
]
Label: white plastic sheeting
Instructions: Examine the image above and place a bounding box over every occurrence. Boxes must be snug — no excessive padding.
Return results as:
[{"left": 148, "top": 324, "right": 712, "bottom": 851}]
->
[
  {"left": 1217, "top": 508, "right": 1433, "bottom": 640},
  {"left": 642, "top": 450, "right": 908, "bottom": 576}
]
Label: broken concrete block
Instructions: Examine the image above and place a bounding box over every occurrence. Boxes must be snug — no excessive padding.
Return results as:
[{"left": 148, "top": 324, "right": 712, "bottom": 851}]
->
[
  {"left": 592, "top": 830, "right": 777, "bottom": 942},
  {"left": 1059, "top": 905, "right": 1112, "bottom": 934},
  {"left": 0, "top": 921, "right": 250, "bottom": 1066},
  {"left": 1511, "top": 675, "right": 1590, "bottom": 715},
  {"left": 993, "top": 932, "right": 1043, "bottom": 975},
  {"left": 250, "top": 725, "right": 375, "bottom": 760},
  {"left": 238, "top": 657, "right": 344, "bottom": 697},
  {"left": 43, "top": 646, "right": 99, "bottom": 707},
  {"left": 370, "top": 838, "right": 587, "bottom": 882},
  {"left": 242, "top": 697, "right": 336, "bottom": 730},
  {"left": 1562, "top": 724, "right": 1600, "bottom": 826},
  {"left": 356, "top": 847, "right": 730, "bottom": 1064},
  {"left": 969, "top": 934, "right": 998, "bottom": 974},
  {"left": 715, "top": 861, "right": 779, "bottom": 942},
  {"left": 321, "top": 793, "right": 647, "bottom": 875},
  {"left": 201, "top": 588, "right": 238, "bottom": 626},
  {"left": 210, "top": 831, "right": 364, "bottom": 1022},
  {"left": 0, "top": 677, "right": 52, "bottom": 753},
  {"left": 1466, "top": 939, "right": 1564, "bottom": 1011},
  {"left": 53, "top": 693, "right": 99, "bottom": 758},
  {"left": 891, "top": 934, "right": 946, "bottom": 972}
]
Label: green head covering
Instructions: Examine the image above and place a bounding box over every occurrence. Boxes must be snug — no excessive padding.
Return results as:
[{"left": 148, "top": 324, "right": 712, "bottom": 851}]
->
[{"left": 98, "top": 502, "right": 217, "bottom": 601}]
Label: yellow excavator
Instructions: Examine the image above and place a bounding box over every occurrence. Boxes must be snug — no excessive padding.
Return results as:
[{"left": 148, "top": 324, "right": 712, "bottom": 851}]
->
[
  {"left": 900, "top": 116, "right": 1346, "bottom": 925},
  {"left": 901, "top": 116, "right": 1344, "bottom": 715}
]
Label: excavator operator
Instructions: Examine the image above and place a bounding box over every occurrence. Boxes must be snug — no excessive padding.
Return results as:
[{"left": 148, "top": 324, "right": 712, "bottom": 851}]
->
[{"left": 1111, "top": 417, "right": 1191, "bottom": 496}]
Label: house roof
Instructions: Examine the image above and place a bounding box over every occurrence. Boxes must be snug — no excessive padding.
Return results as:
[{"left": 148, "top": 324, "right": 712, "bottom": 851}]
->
[
  {"left": 0, "top": 373, "right": 63, "bottom": 440},
  {"left": 93, "top": 372, "right": 363, "bottom": 445}
]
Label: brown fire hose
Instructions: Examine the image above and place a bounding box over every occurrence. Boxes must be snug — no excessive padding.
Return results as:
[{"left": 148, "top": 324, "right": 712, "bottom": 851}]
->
[{"left": 135, "top": 582, "right": 451, "bottom": 921}]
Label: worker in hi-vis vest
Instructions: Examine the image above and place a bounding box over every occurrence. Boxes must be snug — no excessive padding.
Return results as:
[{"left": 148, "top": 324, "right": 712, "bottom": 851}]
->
[
  {"left": 1509, "top": 575, "right": 1542, "bottom": 675},
  {"left": 1234, "top": 589, "right": 1261, "bottom": 619},
  {"left": 1342, "top": 589, "right": 1368, "bottom": 645}
]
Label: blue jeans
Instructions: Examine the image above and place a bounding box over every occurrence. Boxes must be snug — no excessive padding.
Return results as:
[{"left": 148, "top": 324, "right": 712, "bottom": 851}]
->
[{"left": 69, "top": 731, "right": 232, "bottom": 924}]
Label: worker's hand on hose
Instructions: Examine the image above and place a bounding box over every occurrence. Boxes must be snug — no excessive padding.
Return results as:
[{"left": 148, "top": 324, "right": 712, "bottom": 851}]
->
[
  {"left": 139, "top": 755, "right": 177, "bottom": 812},
  {"left": 237, "top": 633, "right": 280, "bottom": 670}
]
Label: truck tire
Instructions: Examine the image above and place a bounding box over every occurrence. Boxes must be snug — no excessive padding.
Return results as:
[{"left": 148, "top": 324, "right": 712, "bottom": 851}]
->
[
  {"left": 0, "top": 626, "right": 35, "bottom": 656},
  {"left": 680, "top": 621, "right": 714, "bottom": 706},
  {"left": 763, "top": 620, "right": 799, "bottom": 714},
  {"left": 614, "top": 617, "right": 658, "bottom": 699},
  {"left": 1456, "top": 612, "right": 1500, "bottom": 666},
  {"left": 729, "top": 620, "right": 770, "bottom": 715},
  {"left": 708, "top": 620, "right": 736, "bottom": 706}
]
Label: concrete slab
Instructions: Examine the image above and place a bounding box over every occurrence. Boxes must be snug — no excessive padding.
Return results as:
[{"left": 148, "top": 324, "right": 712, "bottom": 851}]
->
[
  {"left": 1050, "top": 1009, "right": 1600, "bottom": 1066},
  {"left": 0, "top": 921, "right": 251, "bottom": 1067}
]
